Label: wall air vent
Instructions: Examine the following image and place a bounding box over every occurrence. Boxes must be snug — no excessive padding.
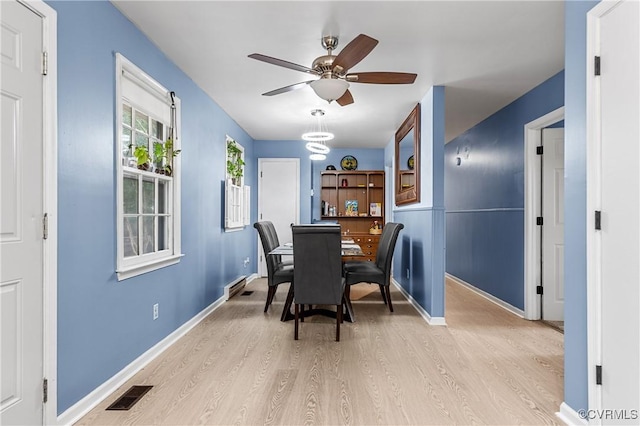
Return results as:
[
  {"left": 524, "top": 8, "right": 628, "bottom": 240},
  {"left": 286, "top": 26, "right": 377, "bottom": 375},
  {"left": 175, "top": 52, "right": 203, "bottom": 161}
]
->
[{"left": 106, "top": 385, "right": 153, "bottom": 410}]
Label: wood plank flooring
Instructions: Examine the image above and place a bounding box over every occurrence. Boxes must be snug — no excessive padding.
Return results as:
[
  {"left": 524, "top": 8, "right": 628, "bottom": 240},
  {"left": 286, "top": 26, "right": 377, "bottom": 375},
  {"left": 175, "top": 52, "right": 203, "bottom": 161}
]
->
[{"left": 76, "top": 278, "right": 563, "bottom": 425}]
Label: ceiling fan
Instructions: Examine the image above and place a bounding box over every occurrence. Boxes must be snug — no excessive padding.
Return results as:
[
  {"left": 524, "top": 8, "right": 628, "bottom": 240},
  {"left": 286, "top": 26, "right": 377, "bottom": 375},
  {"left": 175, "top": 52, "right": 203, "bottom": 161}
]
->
[{"left": 248, "top": 34, "right": 417, "bottom": 106}]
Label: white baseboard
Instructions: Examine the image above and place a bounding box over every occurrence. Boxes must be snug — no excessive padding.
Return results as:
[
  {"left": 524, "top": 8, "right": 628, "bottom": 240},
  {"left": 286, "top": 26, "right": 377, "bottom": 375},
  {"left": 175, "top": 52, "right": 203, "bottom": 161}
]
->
[
  {"left": 557, "top": 402, "right": 588, "bottom": 426},
  {"left": 446, "top": 273, "right": 525, "bottom": 318},
  {"left": 246, "top": 273, "right": 258, "bottom": 284},
  {"left": 392, "top": 279, "right": 447, "bottom": 326},
  {"left": 57, "top": 294, "right": 227, "bottom": 426}
]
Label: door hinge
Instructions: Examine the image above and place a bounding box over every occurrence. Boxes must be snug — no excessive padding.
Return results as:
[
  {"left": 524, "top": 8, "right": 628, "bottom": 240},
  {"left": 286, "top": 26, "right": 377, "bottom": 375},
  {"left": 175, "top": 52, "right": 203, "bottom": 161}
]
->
[
  {"left": 536, "top": 146, "right": 543, "bottom": 155},
  {"left": 536, "top": 217, "right": 543, "bottom": 226},
  {"left": 43, "top": 213, "right": 49, "bottom": 240},
  {"left": 594, "top": 56, "right": 601, "bottom": 76},
  {"left": 260, "top": 171, "right": 263, "bottom": 178},
  {"left": 42, "top": 51, "right": 48, "bottom": 75},
  {"left": 536, "top": 285, "right": 543, "bottom": 295},
  {"left": 595, "top": 210, "right": 602, "bottom": 230},
  {"left": 596, "top": 365, "right": 602, "bottom": 385},
  {"left": 43, "top": 378, "right": 48, "bottom": 403}
]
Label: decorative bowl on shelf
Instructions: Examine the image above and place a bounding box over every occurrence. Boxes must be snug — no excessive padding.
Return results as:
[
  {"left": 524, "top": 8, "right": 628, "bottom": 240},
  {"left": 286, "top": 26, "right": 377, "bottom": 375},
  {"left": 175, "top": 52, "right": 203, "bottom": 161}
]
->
[{"left": 369, "top": 228, "right": 382, "bottom": 235}]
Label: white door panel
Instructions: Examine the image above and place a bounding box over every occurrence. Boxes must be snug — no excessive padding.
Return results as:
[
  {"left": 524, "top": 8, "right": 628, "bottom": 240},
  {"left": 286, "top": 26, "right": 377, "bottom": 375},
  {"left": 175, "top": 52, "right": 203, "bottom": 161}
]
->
[
  {"left": 1, "top": 1, "right": 45, "bottom": 424},
  {"left": 542, "top": 128, "right": 564, "bottom": 321},
  {"left": 257, "top": 159, "right": 299, "bottom": 276}
]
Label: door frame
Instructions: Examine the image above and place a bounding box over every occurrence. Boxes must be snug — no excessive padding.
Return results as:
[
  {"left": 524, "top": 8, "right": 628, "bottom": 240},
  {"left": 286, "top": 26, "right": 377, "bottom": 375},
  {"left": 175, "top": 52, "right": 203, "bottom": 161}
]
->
[
  {"left": 10, "top": 0, "right": 59, "bottom": 423},
  {"left": 523, "top": 106, "right": 564, "bottom": 320},
  {"left": 586, "top": 1, "right": 626, "bottom": 416}
]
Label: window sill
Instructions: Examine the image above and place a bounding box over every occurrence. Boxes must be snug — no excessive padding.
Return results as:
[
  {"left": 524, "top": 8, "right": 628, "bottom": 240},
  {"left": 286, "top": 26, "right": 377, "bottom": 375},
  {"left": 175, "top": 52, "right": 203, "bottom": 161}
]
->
[{"left": 116, "top": 253, "right": 184, "bottom": 281}]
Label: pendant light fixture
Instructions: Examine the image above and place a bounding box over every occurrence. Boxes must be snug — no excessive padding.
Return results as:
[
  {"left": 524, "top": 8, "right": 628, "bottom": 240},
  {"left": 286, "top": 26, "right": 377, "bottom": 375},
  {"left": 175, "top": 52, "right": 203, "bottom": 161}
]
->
[{"left": 302, "top": 109, "right": 332, "bottom": 155}]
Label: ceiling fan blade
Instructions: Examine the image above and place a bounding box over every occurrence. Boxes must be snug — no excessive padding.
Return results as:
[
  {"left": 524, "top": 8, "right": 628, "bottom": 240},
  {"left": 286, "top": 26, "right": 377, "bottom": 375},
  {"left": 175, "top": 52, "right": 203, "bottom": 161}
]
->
[
  {"left": 336, "top": 89, "right": 354, "bottom": 106},
  {"left": 332, "top": 34, "right": 378, "bottom": 73},
  {"left": 248, "top": 53, "right": 318, "bottom": 75},
  {"left": 262, "top": 80, "right": 314, "bottom": 96},
  {"left": 346, "top": 72, "right": 417, "bottom": 84}
]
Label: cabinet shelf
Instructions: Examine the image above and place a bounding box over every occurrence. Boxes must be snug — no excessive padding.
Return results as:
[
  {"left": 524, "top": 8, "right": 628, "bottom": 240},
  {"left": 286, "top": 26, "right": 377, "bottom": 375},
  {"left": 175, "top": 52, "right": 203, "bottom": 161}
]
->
[{"left": 320, "top": 170, "right": 385, "bottom": 262}]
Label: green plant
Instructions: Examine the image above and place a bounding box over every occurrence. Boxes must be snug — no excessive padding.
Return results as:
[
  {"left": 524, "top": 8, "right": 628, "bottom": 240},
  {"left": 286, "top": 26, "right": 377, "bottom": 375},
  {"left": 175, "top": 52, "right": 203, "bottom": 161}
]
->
[
  {"left": 153, "top": 138, "right": 181, "bottom": 175},
  {"left": 130, "top": 145, "right": 151, "bottom": 170},
  {"left": 226, "top": 140, "right": 245, "bottom": 183}
]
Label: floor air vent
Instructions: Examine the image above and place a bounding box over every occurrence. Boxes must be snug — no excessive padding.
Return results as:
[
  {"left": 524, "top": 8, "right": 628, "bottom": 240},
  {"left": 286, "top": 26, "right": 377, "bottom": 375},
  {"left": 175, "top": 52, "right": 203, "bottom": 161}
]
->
[
  {"left": 224, "top": 275, "right": 247, "bottom": 300},
  {"left": 106, "top": 385, "right": 152, "bottom": 410},
  {"left": 241, "top": 290, "right": 254, "bottom": 296}
]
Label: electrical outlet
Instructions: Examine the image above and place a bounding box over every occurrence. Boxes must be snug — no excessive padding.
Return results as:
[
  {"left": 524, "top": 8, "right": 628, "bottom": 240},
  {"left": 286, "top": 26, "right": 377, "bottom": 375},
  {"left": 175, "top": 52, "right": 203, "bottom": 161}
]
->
[{"left": 153, "top": 303, "right": 159, "bottom": 320}]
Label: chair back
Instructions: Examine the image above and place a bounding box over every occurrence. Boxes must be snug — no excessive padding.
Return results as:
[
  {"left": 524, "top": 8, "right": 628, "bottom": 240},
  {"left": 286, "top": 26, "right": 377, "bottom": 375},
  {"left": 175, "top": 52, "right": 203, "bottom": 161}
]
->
[
  {"left": 292, "top": 225, "right": 343, "bottom": 305},
  {"left": 375, "top": 223, "right": 404, "bottom": 277},
  {"left": 254, "top": 221, "right": 279, "bottom": 276},
  {"left": 263, "top": 221, "right": 284, "bottom": 264}
]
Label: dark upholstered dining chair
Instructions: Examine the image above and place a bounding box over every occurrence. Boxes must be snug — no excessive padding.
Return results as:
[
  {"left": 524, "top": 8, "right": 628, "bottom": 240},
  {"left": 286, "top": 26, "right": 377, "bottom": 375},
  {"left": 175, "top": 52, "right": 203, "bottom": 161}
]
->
[
  {"left": 292, "top": 225, "right": 345, "bottom": 341},
  {"left": 254, "top": 221, "right": 294, "bottom": 313},
  {"left": 263, "top": 221, "right": 292, "bottom": 267},
  {"left": 344, "top": 222, "right": 404, "bottom": 312}
]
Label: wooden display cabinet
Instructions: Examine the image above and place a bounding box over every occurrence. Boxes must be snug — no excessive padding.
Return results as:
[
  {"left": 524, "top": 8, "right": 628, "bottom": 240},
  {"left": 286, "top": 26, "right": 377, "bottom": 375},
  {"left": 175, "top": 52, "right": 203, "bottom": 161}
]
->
[{"left": 320, "top": 170, "right": 384, "bottom": 262}]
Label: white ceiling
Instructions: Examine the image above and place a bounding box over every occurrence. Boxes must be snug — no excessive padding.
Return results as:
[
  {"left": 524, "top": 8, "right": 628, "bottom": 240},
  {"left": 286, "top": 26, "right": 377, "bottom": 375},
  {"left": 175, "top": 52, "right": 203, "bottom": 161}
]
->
[{"left": 112, "top": 1, "right": 564, "bottom": 148}]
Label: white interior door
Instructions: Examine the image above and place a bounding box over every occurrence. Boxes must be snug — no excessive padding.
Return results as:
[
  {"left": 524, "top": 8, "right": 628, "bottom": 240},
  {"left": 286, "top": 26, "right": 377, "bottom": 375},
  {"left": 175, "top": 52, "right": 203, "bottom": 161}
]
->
[
  {"left": 541, "top": 128, "right": 564, "bottom": 321},
  {"left": 1, "top": 1, "right": 45, "bottom": 424},
  {"left": 257, "top": 158, "right": 299, "bottom": 276},
  {"left": 597, "top": 0, "right": 640, "bottom": 414}
]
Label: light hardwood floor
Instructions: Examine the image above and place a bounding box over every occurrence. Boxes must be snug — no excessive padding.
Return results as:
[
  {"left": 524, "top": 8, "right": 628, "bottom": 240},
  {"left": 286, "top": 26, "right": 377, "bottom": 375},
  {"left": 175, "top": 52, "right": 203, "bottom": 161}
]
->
[{"left": 76, "top": 278, "right": 564, "bottom": 425}]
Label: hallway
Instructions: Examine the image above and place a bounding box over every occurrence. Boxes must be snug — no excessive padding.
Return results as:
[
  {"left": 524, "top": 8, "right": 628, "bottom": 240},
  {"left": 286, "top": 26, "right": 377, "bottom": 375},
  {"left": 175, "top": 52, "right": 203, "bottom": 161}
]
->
[{"left": 77, "top": 278, "right": 563, "bottom": 425}]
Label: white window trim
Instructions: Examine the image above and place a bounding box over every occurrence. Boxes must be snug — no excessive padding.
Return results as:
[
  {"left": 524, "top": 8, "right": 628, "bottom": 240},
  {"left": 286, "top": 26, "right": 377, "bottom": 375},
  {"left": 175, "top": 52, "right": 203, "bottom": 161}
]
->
[
  {"left": 225, "top": 136, "right": 249, "bottom": 231},
  {"left": 115, "top": 53, "right": 182, "bottom": 280}
]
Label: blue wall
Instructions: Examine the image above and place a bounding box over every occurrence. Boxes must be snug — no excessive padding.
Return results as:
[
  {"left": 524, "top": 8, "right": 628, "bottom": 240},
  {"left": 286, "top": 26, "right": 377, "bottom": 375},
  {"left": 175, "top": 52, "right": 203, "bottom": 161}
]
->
[
  {"left": 444, "top": 71, "right": 564, "bottom": 309},
  {"left": 389, "top": 88, "right": 446, "bottom": 317},
  {"left": 564, "top": 0, "right": 599, "bottom": 412},
  {"left": 51, "top": 1, "right": 256, "bottom": 413}
]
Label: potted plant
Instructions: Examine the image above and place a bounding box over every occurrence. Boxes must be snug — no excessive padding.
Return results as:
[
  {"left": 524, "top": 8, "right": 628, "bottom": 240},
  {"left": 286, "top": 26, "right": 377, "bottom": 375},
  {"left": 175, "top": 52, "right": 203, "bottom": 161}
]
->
[
  {"left": 153, "top": 137, "right": 181, "bottom": 176},
  {"left": 130, "top": 144, "right": 151, "bottom": 171},
  {"left": 226, "top": 139, "right": 245, "bottom": 185}
]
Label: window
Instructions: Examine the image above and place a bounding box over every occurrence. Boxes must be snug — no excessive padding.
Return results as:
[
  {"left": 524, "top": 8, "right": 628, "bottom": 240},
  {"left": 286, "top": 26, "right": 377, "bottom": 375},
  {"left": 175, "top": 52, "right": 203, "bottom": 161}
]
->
[
  {"left": 225, "top": 136, "right": 250, "bottom": 230},
  {"left": 116, "top": 53, "right": 182, "bottom": 280}
]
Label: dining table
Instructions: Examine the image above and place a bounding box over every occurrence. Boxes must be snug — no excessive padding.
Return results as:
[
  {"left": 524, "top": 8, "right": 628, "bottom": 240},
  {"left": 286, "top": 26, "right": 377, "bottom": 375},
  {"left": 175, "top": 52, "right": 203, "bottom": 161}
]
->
[{"left": 268, "top": 238, "right": 364, "bottom": 322}]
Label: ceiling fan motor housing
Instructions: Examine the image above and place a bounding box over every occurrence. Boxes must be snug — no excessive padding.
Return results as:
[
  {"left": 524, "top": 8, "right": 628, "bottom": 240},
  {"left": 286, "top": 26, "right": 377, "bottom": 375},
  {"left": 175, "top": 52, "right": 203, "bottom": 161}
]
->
[{"left": 312, "top": 55, "right": 340, "bottom": 78}]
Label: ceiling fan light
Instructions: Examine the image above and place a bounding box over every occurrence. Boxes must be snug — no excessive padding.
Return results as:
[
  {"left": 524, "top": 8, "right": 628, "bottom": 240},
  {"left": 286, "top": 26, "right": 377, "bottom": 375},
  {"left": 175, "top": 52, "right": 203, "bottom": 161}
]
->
[
  {"left": 305, "top": 141, "right": 331, "bottom": 154},
  {"left": 309, "top": 153, "right": 327, "bottom": 161},
  {"left": 310, "top": 79, "right": 349, "bottom": 102}
]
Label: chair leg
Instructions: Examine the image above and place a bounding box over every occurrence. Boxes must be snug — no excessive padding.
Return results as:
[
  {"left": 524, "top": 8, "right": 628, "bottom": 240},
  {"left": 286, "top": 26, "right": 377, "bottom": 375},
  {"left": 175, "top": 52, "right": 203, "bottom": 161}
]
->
[
  {"left": 336, "top": 303, "right": 342, "bottom": 342},
  {"left": 385, "top": 286, "right": 393, "bottom": 312},
  {"left": 300, "top": 304, "right": 305, "bottom": 322},
  {"left": 379, "top": 284, "right": 387, "bottom": 304},
  {"left": 280, "top": 284, "right": 295, "bottom": 322},
  {"left": 264, "top": 286, "right": 276, "bottom": 312},
  {"left": 294, "top": 304, "right": 299, "bottom": 340}
]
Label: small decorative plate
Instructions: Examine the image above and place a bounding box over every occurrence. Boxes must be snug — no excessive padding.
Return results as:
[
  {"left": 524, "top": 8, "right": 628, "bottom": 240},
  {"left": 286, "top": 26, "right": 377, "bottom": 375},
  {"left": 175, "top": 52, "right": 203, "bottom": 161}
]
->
[
  {"left": 340, "top": 155, "right": 358, "bottom": 171},
  {"left": 407, "top": 155, "right": 415, "bottom": 170}
]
